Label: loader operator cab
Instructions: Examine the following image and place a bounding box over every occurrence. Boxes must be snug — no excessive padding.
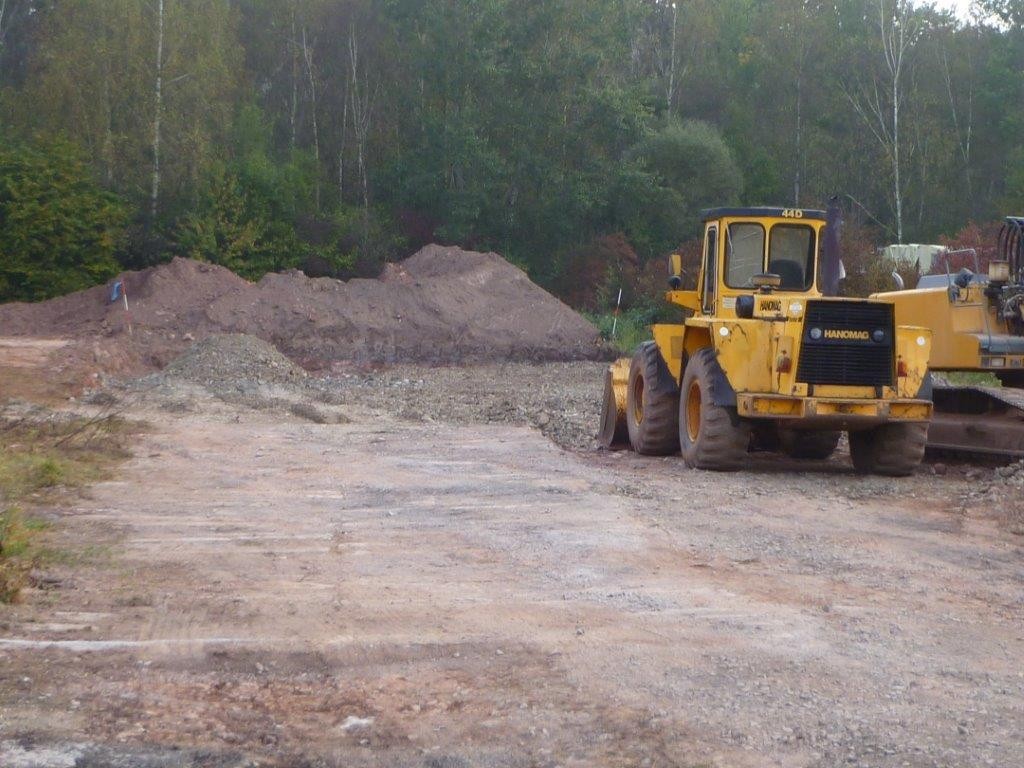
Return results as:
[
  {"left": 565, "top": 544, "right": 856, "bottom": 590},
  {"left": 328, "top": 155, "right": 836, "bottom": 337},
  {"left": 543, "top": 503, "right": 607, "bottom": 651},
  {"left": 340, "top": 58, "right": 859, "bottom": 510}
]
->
[{"left": 674, "top": 208, "right": 827, "bottom": 320}]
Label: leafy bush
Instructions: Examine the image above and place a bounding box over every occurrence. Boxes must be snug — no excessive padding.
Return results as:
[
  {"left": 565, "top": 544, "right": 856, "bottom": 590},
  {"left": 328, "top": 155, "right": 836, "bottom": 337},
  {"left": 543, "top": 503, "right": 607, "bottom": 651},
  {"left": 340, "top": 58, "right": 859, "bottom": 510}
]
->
[
  {"left": 615, "top": 120, "right": 743, "bottom": 259},
  {"left": 0, "top": 134, "right": 127, "bottom": 302}
]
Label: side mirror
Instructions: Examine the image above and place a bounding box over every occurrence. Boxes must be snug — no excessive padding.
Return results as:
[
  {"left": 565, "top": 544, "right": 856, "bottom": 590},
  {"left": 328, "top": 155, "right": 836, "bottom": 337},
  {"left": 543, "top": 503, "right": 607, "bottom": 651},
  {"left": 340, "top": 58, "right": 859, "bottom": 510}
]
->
[{"left": 668, "top": 253, "right": 683, "bottom": 289}]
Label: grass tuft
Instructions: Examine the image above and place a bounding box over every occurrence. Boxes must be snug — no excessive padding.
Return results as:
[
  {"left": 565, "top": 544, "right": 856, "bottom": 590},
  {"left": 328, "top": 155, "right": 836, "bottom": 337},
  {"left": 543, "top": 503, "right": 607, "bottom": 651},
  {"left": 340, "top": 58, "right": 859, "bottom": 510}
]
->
[
  {"left": 0, "top": 508, "right": 48, "bottom": 602},
  {"left": 0, "top": 407, "right": 138, "bottom": 603}
]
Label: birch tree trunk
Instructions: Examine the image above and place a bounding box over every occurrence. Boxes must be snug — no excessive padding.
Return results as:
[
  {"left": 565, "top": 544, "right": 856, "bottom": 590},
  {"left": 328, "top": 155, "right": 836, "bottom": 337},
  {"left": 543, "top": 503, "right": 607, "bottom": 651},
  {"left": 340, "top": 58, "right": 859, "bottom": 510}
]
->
[
  {"left": 881, "top": 0, "right": 913, "bottom": 244},
  {"left": 290, "top": 5, "right": 299, "bottom": 151},
  {"left": 0, "top": 0, "right": 8, "bottom": 52},
  {"left": 842, "top": 0, "right": 917, "bottom": 243},
  {"left": 666, "top": 1, "right": 678, "bottom": 114},
  {"left": 941, "top": 46, "right": 974, "bottom": 214},
  {"left": 301, "top": 25, "right": 321, "bottom": 212},
  {"left": 150, "top": 0, "right": 165, "bottom": 222},
  {"left": 338, "top": 95, "right": 348, "bottom": 201},
  {"left": 348, "top": 20, "right": 374, "bottom": 212}
]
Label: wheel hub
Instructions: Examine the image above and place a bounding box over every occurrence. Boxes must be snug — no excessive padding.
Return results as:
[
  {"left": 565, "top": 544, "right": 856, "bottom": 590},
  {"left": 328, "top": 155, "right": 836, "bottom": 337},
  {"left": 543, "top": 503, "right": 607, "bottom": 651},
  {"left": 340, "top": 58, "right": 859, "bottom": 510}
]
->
[
  {"left": 686, "top": 380, "right": 702, "bottom": 442},
  {"left": 632, "top": 375, "right": 645, "bottom": 424}
]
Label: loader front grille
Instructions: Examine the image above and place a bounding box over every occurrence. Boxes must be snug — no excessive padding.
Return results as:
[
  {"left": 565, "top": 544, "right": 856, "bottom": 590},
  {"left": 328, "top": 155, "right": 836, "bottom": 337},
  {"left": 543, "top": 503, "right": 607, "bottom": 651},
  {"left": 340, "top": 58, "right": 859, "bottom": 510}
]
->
[{"left": 796, "top": 300, "right": 894, "bottom": 387}]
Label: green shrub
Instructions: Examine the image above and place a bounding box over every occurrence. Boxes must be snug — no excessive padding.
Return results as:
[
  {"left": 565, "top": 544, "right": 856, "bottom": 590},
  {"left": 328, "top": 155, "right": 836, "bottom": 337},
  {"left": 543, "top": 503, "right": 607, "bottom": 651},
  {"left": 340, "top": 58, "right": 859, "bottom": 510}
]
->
[{"left": 0, "top": 134, "right": 127, "bottom": 302}]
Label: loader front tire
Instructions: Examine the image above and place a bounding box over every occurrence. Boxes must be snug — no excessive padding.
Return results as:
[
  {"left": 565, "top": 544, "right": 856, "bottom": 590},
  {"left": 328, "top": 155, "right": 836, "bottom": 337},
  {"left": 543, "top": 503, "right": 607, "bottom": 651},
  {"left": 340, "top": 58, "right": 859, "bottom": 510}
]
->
[
  {"left": 778, "top": 429, "right": 841, "bottom": 460},
  {"left": 626, "top": 342, "right": 680, "bottom": 455},
  {"left": 678, "top": 348, "right": 750, "bottom": 471},
  {"left": 848, "top": 423, "right": 928, "bottom": 477}
]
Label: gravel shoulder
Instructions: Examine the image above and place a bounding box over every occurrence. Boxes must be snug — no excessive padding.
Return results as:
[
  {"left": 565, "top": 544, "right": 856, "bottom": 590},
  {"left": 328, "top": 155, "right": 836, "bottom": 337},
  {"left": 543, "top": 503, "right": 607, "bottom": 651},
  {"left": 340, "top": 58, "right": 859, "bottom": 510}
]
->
[{"left": 1, "top": 358, "right": 1022, "bottom": 768}]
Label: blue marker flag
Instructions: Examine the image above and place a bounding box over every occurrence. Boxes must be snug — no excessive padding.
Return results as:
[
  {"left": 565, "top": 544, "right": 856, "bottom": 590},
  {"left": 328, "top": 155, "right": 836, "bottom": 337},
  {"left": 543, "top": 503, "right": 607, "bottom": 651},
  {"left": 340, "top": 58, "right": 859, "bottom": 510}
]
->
[{"left": 110, "top": 281, "right": 123, "bottom": 303}]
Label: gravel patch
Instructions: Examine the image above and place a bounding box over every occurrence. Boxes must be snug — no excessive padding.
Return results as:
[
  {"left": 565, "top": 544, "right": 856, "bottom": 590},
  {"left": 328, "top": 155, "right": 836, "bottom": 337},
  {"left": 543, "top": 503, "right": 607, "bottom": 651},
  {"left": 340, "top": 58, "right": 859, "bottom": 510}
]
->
[
  {"left": 161, "top": 334, "right": 307, "bottom": 388},
  {"left": 308, "top": 362, "right": 606, "bottom": 451}
]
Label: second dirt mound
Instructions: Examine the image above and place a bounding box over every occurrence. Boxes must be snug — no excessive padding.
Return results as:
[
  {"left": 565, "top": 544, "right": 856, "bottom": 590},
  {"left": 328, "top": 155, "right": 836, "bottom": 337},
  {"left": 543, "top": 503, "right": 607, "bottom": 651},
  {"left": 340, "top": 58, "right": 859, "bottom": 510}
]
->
[{"left": 249, "top": 244, "right": 602, "bottom": 365}]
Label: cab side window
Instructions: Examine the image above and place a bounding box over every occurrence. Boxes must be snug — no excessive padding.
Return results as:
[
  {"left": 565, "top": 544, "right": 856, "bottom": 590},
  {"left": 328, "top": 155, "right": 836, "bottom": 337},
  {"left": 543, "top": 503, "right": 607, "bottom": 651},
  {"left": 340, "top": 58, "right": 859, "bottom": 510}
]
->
[{"left": 703, "top": 227, "right": 717, "bottom": 313}]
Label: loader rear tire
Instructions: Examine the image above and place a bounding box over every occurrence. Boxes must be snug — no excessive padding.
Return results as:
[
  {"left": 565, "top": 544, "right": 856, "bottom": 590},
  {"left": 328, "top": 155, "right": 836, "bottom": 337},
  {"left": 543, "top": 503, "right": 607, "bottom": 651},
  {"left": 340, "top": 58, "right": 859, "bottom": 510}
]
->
[
  {"left": 678, "top": 348, "right": 750, "bottom": 471},
  {"left": 778, "top": 429, "right": 841, "bottom": 460},
  {"left": 848, "top": 423, "right": 928, "bottom": 477},
  {"left": 626, "top": 342, "right": 680, "bottom": 455}
]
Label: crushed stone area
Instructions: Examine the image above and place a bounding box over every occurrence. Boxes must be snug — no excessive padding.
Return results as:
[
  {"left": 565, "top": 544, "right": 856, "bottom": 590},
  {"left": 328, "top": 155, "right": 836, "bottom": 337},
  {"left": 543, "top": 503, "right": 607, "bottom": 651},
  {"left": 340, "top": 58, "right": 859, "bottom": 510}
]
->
[
  {"left": 96, "top": 334, "right": 606, "bottom": 450},
  {"left": 309, "top": 361, "right": 606, "bottom": 451},
  {"left": 960, "top": 457, "right": 1024, "bottom": 534}
]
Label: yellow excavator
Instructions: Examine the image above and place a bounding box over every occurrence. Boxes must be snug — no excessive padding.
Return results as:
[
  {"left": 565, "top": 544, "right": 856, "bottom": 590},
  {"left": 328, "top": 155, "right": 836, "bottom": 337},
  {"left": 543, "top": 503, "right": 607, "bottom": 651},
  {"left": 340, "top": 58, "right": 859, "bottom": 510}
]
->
[
  {"left": 873, "top": 216, "right": 1024, "bottom": 457},
  {"left": 599, "top": 206, "right": 934, "bottom": 475}
]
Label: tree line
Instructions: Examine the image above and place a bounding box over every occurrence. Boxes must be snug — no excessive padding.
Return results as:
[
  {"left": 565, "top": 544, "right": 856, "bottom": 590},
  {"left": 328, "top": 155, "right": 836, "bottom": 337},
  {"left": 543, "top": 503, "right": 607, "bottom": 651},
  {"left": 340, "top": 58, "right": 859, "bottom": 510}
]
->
[{"left": 0, "top": 0, "right": 1021, "bottom": 305}]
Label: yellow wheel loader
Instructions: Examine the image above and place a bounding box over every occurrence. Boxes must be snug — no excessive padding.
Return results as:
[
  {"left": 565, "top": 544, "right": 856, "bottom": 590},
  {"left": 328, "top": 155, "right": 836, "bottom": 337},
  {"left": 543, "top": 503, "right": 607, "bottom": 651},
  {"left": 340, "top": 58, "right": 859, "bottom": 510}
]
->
[
  {"left": 873, "top": 216, "right": 1024, "bottom": 458},
  {"left": 599, "top": 207, "right": 934, "bottom": 475}
]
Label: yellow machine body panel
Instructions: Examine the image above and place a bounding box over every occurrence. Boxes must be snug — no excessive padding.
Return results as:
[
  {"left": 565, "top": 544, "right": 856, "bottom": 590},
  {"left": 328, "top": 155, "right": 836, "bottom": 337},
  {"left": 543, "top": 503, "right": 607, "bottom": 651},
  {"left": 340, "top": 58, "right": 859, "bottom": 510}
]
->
[{"left": 873, "top": 283, "right": 1024, "bottom": 373}]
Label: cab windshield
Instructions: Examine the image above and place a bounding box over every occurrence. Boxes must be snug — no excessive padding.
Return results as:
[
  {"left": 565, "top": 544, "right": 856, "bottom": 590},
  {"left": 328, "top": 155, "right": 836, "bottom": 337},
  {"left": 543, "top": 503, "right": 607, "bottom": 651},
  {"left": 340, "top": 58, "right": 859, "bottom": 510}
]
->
[
  {"left": 769, "top": 225, "right": 815, "bottom": 290},
  {"left": 725, "top": 222, "right": 816, "bottom": 290}
]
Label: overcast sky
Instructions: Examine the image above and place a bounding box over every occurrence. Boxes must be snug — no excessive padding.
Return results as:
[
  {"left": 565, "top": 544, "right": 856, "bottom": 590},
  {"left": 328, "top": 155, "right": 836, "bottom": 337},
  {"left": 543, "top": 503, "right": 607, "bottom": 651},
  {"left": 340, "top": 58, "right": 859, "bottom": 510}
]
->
[{"left": 934, "top": 0, "right": 975, "bottom": 20}]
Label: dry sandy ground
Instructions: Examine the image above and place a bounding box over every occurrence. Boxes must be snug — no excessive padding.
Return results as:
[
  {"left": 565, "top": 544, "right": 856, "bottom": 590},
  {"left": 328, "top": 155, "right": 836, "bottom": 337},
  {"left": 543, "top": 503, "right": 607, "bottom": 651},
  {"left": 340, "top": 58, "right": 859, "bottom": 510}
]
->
[{"left": 1, "top": 367, "right": 1023, "bottom": 767}]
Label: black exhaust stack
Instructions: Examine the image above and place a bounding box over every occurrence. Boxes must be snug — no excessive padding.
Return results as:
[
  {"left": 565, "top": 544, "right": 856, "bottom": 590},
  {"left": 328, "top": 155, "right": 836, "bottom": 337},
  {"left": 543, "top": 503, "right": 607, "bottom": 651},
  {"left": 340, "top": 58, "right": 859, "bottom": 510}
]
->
[{"left": 820, "top": 195, "right": 844, "bottom": 297}]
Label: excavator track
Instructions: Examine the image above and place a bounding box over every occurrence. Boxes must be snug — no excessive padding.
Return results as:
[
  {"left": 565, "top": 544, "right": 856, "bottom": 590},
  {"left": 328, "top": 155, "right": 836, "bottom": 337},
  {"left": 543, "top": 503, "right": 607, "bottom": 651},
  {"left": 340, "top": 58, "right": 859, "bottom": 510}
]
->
[{"left": 928, "top": 384, "right": 1024, "bottom": 458}]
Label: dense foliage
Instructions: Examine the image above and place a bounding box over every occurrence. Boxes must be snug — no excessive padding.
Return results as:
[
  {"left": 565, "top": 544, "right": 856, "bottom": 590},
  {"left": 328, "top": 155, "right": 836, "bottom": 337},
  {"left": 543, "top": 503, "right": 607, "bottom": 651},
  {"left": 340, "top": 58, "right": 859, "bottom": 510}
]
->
[
  {"left": 0, "top": 136, "right": 126, "bottom": 301},
  {"left": 0, "top": 0, "right": 1022, "bottom": 303}
]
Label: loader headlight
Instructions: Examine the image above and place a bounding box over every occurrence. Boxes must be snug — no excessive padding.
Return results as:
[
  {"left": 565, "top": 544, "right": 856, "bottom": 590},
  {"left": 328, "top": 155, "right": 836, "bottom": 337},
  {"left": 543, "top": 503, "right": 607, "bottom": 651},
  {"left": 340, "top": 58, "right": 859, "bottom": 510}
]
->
[{"left": 809, "top": 327, "right": 823, "bottom": 341}]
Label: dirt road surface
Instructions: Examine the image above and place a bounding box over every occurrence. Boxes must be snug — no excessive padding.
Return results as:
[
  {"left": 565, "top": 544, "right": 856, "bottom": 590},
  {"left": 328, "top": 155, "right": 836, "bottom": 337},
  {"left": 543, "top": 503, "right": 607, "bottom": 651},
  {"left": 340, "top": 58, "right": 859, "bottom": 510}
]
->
[{"left": 2, "top": 369, "right": 1023, "bottom": 767}]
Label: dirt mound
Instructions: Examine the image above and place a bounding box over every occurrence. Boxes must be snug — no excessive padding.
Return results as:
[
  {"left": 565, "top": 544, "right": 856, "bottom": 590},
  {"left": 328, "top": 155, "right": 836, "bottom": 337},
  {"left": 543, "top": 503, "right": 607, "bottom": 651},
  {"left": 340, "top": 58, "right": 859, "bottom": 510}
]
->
[
  {"left": 0, "top": 259, "right": 250, "bottom": 339},
  {"left": 0, "top": 247, "right": 602, "bottom": 377},
  {"left": 162, "top": 334, "right": 307, "bottom": 387}
]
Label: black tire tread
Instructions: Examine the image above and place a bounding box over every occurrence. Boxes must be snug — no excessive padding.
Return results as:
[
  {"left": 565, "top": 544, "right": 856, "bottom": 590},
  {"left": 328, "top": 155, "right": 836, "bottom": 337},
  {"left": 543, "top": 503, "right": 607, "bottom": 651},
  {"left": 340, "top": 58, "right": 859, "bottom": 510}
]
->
[
  {"left": 626, "top": 341, "right": 680, "bottom": 455},
  {"left": 679, "top": 348, "right": 750, "bottom": 471},
  {"left": 849, "top": 423, "right": 928, "bottom": 477},
  {"left": 779, "top": 429, "right": 841, "bottom": 460}
]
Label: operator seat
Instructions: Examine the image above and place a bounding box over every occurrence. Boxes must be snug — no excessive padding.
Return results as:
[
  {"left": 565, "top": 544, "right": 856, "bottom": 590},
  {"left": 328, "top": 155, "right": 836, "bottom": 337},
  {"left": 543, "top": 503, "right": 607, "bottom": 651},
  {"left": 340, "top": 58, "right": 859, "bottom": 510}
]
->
[{"left": 769, "top": 259, "right": 805, "bottom": 290}]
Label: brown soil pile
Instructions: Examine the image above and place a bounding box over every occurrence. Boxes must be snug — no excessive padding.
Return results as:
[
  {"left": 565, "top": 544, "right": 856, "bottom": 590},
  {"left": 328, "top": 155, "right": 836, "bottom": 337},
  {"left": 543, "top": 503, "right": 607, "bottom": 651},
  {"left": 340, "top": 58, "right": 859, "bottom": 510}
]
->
[{"left": 0, "top": 246, "right": 602, "bottom": 376}]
